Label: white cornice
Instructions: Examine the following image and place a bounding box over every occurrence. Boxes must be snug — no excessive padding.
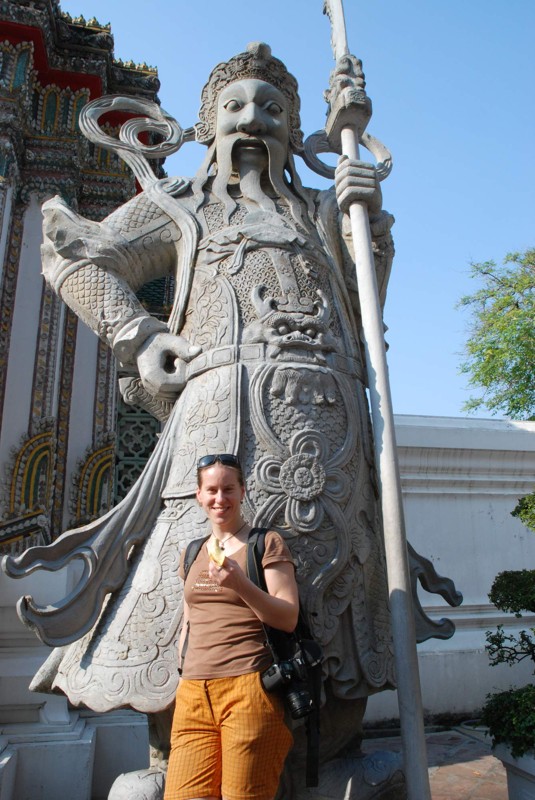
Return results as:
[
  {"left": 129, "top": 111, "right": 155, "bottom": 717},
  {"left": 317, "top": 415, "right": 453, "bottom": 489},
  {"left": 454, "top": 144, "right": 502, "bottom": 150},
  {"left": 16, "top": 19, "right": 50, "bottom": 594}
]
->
[
  {"left": 422, "top": 602, "right": 535, "bottom": 630},
  {"left": 394, "top": 415, "right": 535, "bottom": 494}
]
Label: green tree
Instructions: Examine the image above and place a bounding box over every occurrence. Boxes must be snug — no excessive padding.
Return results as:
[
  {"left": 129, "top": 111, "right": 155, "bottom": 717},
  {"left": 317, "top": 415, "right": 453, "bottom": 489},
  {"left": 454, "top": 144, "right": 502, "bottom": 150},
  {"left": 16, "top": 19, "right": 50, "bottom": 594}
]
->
[
  {"left": 462, "top": 250, "right": 535, "bottom": 753},
  {"left": 458, "top": 248, "right": 535, "bottom": 526},
  {"left": 457, "top": 248, "right": 535, "bottom": 420},
  {"left": 512, "top": 493, "right": 535, "bottom": 532}
]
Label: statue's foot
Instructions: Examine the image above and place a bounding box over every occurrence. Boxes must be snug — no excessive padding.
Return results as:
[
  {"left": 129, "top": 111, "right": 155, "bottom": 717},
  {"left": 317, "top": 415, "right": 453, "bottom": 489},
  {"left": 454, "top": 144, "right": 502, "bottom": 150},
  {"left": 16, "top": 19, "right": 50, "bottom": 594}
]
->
[
  {"left": 294, "top": 751, "right": 406, "bottom": 800},
  {"left": 108, "top": 768, "right": 165, "bottom": 800}
]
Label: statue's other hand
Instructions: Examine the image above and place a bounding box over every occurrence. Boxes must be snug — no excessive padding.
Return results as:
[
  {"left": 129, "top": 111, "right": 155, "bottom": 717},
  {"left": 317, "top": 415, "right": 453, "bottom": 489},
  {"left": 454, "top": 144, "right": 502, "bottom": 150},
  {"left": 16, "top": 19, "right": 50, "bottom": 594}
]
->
[
  {"left": 335, "top": 156, "right": 382, "bottom": 217},
  {"left": 135, "top": 332, "right": 201, "bottom": 400}
]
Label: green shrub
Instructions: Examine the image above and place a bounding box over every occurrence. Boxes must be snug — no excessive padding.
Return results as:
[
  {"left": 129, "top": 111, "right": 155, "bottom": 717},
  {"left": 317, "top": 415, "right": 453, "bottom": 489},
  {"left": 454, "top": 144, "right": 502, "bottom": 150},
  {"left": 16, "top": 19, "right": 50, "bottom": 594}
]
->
[
  {"left": 481, "top": 684, "right": 535, "bottom": 758},
  {"left": 489, "top": 570, "right": 535, "bottom": 615},
  {"left": 482, "top": 569, "right": 535, "bottom": 758}
]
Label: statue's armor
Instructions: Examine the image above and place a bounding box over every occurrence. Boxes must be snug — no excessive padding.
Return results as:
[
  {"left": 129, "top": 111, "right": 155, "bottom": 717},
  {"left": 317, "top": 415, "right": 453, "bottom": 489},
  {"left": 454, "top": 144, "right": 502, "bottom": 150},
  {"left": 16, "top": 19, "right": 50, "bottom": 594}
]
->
[{"left": 31, "top": 186, "right": 395, "bottom": 730}]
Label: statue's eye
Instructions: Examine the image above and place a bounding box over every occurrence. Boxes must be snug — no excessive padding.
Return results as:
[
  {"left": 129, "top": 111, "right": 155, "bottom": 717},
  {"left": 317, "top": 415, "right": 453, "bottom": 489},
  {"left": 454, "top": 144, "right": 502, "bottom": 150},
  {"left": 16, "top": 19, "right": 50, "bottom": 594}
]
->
[
  {"left": 277, "top": 324, "right": 290, "bottom": 335},
  {"left": 224, "top": 99, "right": 242, "bottom": 112},
  {"left": 305, "top": 328, "right": 317, "bottom": 338},
  {"left": 266, "top": 102, "right": 283, "bottom": 115}
]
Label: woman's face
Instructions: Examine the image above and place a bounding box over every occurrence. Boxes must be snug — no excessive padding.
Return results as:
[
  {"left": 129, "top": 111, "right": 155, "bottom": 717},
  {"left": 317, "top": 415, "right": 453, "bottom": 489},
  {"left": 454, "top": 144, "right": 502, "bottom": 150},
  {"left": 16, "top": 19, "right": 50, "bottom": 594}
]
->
[{"left": 196, "top": 463, "right": 245, "bottom": 530}]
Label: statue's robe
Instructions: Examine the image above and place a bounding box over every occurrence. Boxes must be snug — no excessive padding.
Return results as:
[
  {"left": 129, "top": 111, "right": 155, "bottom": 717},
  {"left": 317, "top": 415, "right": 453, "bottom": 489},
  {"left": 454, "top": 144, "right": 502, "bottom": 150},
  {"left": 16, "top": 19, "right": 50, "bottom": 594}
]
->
[{"left": 17, "top": 180, "right": 396, "bottom": 743}]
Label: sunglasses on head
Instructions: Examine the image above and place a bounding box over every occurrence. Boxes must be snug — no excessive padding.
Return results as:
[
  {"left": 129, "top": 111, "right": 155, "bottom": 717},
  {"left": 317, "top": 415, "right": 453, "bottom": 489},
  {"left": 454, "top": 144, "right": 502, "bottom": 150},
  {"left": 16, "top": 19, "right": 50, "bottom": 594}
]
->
[{"left": 197, "top": 454, "right": 242, "bottom": 470}]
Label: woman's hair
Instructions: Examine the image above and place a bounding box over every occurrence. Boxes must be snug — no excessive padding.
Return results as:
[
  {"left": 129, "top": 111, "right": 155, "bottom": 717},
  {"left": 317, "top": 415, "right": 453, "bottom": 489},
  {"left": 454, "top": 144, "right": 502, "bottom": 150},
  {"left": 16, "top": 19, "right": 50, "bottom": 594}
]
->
[{"left": 196, "top": 454, "right": 245, "bottom": 487}]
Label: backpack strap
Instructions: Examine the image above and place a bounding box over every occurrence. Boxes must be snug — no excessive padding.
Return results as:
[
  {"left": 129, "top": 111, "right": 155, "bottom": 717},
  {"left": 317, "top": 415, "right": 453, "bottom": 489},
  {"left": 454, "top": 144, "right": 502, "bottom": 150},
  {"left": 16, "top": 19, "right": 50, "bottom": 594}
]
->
[
  {"left": 246, "top": 527, "right": 268, "bottom": 590},
  {"left": 183, "top": 535, "right": 209, "bottom": 579},
  {"left": 247, "top": 527, "right": 296, "bottom": 659},
  {"left": 305, "top": 659, "right": 322, "bottom": 787},
  {"left": 179, "top": 535, "right": 209, "bottom": 674}
]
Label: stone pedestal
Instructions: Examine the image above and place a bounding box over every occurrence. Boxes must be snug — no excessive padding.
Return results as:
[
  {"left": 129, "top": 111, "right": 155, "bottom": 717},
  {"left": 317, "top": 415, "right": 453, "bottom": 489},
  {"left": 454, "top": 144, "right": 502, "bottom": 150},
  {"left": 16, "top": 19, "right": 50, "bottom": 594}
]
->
[{"left": 0, "top": 568, "right": 149, "bottom": 800}]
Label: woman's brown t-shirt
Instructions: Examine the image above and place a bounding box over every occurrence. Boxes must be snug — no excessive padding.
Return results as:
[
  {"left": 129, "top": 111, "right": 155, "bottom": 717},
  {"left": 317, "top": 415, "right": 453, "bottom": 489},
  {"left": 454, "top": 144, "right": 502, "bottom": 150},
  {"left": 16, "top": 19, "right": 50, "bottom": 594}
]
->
[{"left": 179, "top": 531, "right": 294, "bottom": 679}]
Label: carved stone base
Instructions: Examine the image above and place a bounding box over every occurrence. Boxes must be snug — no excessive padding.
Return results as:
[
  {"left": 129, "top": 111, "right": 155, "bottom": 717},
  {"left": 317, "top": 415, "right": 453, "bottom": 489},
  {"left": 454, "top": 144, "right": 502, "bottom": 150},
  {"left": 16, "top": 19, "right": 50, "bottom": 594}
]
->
[
  {"left": 108, "top": 768, "right": 165, "bottom": 800},
  {"left": 108, "top": 750, "right": 405, "bottom": 800},
  {"left": 293, "top": 752, "right": 406, "bottom": 800}
]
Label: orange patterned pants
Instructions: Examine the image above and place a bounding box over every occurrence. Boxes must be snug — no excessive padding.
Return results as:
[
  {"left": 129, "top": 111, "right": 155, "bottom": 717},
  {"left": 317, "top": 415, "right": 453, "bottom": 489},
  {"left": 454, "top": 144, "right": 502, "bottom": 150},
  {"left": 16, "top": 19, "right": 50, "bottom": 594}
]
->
[{"left": 164, "top": 671, "right": 293, "bottom": 800}]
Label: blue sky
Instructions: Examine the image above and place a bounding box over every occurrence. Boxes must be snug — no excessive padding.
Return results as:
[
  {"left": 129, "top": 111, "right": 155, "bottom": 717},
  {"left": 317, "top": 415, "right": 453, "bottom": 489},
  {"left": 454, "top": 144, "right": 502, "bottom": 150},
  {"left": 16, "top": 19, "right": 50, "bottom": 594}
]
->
[{"left": 59, "top": 0, "right": 534, "bottom": 419}]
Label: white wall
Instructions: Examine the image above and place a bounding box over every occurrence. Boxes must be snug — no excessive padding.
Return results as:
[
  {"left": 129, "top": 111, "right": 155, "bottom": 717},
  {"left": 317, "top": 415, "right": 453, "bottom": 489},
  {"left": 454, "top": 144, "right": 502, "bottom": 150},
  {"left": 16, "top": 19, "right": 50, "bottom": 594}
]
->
[{"left": 367, "top": 415, "right": 535, "bottom": 724}]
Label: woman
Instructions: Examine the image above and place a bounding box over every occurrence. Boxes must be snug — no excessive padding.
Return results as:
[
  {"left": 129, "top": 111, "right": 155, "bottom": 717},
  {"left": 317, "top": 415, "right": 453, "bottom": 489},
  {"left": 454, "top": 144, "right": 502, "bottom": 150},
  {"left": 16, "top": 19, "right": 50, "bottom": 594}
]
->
[{"left": 164, "top": 453, "right": 299, "bottom": 800}]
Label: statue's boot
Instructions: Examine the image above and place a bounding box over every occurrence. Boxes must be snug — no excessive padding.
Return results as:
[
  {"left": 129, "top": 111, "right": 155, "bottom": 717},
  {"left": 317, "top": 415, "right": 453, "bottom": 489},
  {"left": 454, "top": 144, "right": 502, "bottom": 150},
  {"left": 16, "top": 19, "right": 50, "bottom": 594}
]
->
[
  {"left": 290, "top": 751, "right": 407, "bottom": 800},
  {"left": 107, "top": 709, "right": 172, "bottom": 800}
]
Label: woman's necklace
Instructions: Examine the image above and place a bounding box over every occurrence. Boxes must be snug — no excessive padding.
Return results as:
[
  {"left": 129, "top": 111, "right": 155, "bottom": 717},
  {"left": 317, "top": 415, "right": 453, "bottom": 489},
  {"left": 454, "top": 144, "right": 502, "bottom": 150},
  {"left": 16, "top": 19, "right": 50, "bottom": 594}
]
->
[{"left": 214, "top": 521, "right": 249, "bottom": 550}]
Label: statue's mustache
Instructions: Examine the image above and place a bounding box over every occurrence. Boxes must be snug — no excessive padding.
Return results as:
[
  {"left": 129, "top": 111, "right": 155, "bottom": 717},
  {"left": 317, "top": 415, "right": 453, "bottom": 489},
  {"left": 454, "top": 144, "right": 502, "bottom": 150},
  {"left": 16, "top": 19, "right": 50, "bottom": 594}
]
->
[
  {"left": 224, "top": 132, "right": 284, "bottom": 154},
  {"left": 233, "top": 135, "right": 264, "bottom": 145}
]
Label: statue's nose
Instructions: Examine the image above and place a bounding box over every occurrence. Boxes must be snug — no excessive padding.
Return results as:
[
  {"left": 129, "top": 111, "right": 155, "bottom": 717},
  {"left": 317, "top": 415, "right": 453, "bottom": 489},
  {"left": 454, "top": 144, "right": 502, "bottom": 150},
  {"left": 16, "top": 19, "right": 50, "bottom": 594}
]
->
[{"left": 236, "top": 105, "right": 266, "bottom": 135}]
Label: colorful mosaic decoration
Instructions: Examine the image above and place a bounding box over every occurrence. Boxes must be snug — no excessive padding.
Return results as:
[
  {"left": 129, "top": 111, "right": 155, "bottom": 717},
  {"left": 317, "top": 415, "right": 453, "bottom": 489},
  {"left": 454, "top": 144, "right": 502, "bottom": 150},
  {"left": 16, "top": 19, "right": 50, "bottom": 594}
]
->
[{"left": 0, "top": 0, "right": 161, "bottom": 553}]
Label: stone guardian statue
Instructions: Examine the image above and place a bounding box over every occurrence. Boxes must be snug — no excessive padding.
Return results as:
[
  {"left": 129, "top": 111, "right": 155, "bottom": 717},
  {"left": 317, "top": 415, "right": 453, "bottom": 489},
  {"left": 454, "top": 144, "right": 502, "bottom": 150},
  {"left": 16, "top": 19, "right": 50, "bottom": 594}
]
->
[{"left": 3, "top": 42, "right": 458, "bottom": 798}]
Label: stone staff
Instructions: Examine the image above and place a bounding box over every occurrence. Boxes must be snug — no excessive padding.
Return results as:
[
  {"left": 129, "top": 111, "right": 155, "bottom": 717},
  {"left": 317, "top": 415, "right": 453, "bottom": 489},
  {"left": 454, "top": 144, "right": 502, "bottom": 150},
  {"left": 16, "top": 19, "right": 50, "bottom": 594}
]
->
[{"left": 322, "top": 2, "right": 432, "bottom": 797}]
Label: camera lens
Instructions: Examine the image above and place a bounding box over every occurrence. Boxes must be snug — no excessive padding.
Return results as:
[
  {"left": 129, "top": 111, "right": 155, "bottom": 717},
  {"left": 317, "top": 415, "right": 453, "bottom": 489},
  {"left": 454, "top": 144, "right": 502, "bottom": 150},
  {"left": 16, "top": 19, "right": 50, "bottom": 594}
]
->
[{"left": 285, "top": 686, "right": 313, "bottom": 719}]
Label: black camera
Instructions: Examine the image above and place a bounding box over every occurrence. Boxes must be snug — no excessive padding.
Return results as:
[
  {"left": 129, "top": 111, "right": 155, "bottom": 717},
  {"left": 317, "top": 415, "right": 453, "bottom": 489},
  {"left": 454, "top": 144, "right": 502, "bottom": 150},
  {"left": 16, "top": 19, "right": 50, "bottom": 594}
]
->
[{"left": 261, "top": 640, "right": 322, "bottom": 720}]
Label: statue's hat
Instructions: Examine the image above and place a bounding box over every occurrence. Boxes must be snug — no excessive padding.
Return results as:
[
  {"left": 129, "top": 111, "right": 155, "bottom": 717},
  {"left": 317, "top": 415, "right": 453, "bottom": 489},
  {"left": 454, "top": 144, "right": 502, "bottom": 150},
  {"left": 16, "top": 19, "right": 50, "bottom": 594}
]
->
[{"left": 196, "top": 42, "right": 303, "bottom": 152}]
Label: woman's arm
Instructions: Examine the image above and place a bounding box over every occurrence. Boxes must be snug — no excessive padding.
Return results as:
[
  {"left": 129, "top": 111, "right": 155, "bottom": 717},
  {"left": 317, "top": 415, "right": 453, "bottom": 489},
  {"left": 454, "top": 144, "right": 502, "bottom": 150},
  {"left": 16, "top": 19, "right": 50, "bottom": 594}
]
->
[{"left": 208, "top": 557, "right": 299, "bottom": 633}]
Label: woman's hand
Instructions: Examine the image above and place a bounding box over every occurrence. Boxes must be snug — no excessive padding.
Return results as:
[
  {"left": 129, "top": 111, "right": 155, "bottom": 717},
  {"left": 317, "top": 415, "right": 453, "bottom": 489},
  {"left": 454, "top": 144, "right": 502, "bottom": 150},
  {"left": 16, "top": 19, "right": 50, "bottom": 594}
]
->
[
  {"left": 207, "top": 555, "right": 243, "bottom": 588},
  {"left": 208, "top": 556, "right": 299, "bottom": 633}
]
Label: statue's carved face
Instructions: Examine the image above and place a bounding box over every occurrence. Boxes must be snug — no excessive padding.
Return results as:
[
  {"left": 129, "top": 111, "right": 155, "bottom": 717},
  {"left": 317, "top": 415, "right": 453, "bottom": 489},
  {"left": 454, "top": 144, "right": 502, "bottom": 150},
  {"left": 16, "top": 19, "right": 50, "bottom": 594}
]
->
[{"left": 216, "top": 78, "right": 289, "bottom": 166}]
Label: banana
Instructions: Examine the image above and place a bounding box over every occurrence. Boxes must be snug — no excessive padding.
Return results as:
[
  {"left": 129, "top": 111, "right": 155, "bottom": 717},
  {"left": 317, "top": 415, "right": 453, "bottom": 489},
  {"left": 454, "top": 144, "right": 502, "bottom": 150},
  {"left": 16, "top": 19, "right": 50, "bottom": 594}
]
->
[{"left": 207, "top": 536, "right": 226, "bottom": 567}]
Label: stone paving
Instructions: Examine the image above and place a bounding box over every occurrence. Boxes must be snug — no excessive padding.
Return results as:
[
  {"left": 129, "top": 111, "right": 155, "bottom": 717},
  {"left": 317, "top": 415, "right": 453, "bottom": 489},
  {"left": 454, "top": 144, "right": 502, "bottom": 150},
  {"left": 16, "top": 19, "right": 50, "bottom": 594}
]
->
[{"left": 362, "top": 728, "right": 508, "bottom": 799}]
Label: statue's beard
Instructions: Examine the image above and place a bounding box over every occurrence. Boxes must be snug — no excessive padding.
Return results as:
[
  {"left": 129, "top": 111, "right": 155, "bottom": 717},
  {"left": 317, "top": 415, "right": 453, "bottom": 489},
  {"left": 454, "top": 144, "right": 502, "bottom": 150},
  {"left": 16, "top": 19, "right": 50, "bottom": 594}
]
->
[{"left": 192, "top": 134, "right": 311, "bottom": 227}]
